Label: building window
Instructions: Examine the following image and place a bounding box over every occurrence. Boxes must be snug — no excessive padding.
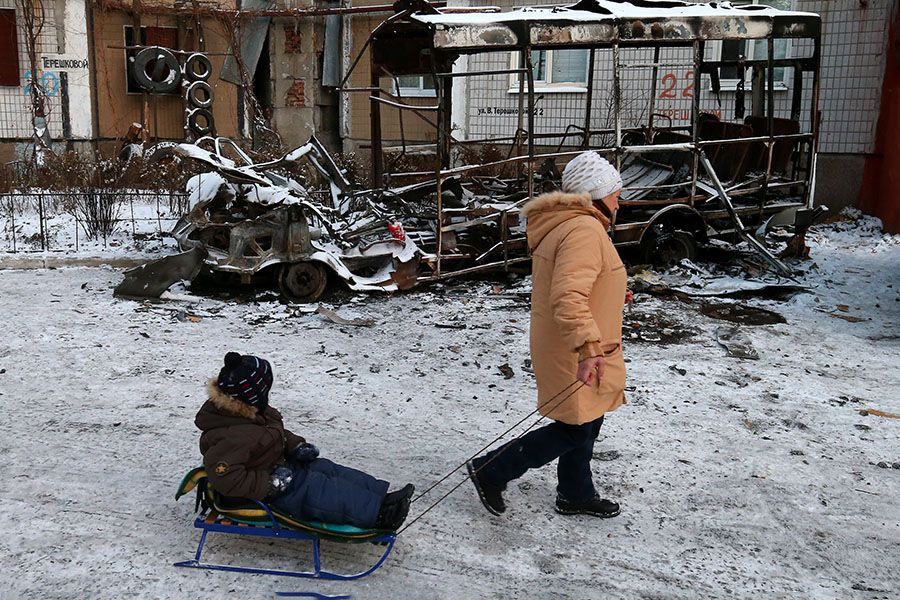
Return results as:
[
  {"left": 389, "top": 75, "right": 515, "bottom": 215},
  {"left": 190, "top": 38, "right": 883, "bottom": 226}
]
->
[
  {"left": 531, "top": 50, "right": 549, "bottom": 83},
  {"left": 124, "top": 25, "right": 194, "bottom": 95},
  {"left": 0, "top": 8, "right": 20, "bottom": 87},
  {"left": 395, "top": 74, "right": 436, "bottom": 97},
  {"left": 717, "top": 0, "right": 791, "bottom": 90},
  {"left": 510, "top": 49, "right": 589, "bottom": 92}
]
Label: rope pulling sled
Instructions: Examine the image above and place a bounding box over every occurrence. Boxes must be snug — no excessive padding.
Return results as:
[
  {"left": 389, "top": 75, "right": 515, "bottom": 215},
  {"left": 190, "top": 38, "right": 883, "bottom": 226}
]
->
[{"left": 174, "top": 380, "right": 584, "bottom": 579}]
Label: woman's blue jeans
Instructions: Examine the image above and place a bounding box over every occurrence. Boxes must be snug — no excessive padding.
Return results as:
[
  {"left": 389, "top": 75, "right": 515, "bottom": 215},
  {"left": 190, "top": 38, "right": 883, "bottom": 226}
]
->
[{"left": 478, "top": 415, "right": 605, "bottom": 502}]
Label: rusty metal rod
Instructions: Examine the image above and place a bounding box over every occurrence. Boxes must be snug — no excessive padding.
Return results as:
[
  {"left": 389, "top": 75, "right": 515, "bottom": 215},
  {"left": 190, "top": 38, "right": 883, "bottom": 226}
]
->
[
  {"left": 690, "top": 40, "right": 703, "bottom": 208},
  {"left": 435, "top": 68, "right": 527, "bottom": 79},
  {"left": 441, "top": 204, "right": 526, "bottom": 233},
  {"left": 341, "top": 8, "right": 411, "bottom": 92},
  {"left": 707, "top": 58, "right": 815, "bottom": 68},
  {"left": 369, "top": 95, "right": 439, "bottom": 111},
  {"left": 416, "top": 256, "right": 533, "bottom": 282},
  {"left": 698, "top": 152, "right": 793, "bottom": 277},
  {"left": 384, "top": 133, "right": 811, "bottom": 179},
  {"left": 647, "top": 46, "right": 661, "bottom": 140},
  {"left": 583, "top": 48, "right": 596, "bottom": 149},
  {"left": 620, "top": 61, "right": 696, "bottom": 69},
  {"left": 696, "top": 133, "right": 811, "bottom": 146},
  {"left": 806, "top": 36, "right": 822, "bottom": 209},
  {"left": 525, "top": 48, "right": 537, "bottom": 198}
]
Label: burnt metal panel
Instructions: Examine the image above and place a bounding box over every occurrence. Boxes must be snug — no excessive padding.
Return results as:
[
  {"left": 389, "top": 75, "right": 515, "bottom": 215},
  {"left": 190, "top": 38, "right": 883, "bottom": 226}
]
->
[
  {"left": 323, "top": 13, "right": 342, "bottom": 87},
  {"left": 407, "top": 0, "right": 822, "bottom": 51},
  {"left": 696, "top": 16, "right": 771, "bottom": 41},
  {"left": 372, "top": 25, "right": 447, "bottom": 75},
  {"left": 425, "top": 16, "right": 820, "bottom": 50},
  {"left": 531, "top": 22, "right": 616, "bottom": 45},
  {"left": 432, "top": 23, "right": 520, "bottom": 49},
  {"left": 221, "top": 0, "right": 274, "bottom": 86},
  {"left": 772, "top": 16, "right": 821, "bottom": 39}
]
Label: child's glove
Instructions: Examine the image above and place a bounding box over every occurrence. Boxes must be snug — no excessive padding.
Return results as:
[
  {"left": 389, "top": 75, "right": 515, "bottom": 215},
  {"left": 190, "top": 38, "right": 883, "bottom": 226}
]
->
[
  {"left": 291, "top": 443, "right": 320, "bottom": 464},
  {"left": 267, "top": 465, "right": 294, "bottom": 498}
]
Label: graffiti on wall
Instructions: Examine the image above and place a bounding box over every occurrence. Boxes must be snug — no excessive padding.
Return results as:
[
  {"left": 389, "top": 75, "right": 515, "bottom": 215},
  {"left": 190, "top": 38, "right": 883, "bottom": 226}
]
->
[
  {"left": 656, "top": 70, "right": 693, "bottom": 122},
  {"left": 22, "top": 70, "right": 60, "bottom": 97}
]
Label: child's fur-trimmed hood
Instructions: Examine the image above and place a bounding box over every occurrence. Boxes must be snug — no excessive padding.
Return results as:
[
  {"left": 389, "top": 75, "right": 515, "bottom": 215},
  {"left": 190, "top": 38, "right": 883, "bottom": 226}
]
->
[{"left": 205, "top": 378, "right": 259, "bottom": 420}]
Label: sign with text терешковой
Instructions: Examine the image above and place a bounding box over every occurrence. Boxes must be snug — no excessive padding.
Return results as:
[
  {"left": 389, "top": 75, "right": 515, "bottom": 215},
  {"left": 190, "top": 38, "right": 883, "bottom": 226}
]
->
[{"left": 40, "top": 55, "right": 89, "bottom": 72}]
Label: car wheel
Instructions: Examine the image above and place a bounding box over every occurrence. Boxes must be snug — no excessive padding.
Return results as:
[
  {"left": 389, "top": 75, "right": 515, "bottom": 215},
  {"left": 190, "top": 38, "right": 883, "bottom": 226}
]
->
[{"left": 278, "top": 262, "right": 328, "bottom": 303}]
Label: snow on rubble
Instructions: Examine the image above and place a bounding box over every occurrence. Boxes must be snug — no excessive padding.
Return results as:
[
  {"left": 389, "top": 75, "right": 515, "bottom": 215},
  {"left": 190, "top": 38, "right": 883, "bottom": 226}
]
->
[{"left": 0, "top": 215, "right": 897, "bottom": 599}]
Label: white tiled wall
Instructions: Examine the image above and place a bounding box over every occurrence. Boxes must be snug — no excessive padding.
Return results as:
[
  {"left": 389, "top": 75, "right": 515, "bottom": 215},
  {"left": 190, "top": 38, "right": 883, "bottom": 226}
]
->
[{"left": 803, "top": 0, "right": 892, "bottom": 153}]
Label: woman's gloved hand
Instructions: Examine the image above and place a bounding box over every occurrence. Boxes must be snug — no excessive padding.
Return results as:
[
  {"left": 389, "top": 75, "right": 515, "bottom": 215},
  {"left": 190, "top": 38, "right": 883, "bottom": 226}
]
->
[
  {"left": 268, "top": 464, "right": 294, "bottom": 498},
  {"left": 291, "top": 442, "right": 320, "bottom": 464}
]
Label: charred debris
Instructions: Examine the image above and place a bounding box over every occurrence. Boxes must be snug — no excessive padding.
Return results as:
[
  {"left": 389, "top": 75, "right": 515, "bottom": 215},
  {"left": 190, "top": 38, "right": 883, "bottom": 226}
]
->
[{"left": 116, "top": 0, "right": 829, "bottom": 303}]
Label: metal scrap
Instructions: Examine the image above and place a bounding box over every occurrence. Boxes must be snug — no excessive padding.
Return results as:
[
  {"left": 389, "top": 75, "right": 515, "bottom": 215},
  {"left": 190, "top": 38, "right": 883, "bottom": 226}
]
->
[
  {"left": 619, "top": 156, "right": 675, "bottom": 202},
  {"left": 700, "top": 302, "right": 786, "bottom": 325},
  {"left": 315, "top": 306, "right": 376, "bottom": 327},
  {"left": 716, "top": 325, "right": 759, "bottom": 360},
  {"left": 130, "top": 133, "right": 537, "bottom": 301},
  {"left": 114, "top": 248, "right": 206, "bottom": 298}
]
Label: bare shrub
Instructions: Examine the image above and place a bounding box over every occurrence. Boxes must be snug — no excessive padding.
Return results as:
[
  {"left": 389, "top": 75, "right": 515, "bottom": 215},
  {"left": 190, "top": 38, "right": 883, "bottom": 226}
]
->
[
  {"left": 455, "top": 143, "right": 510, "bottom": 178},
  {"left": 72, "top": 188, "right": 122, "bottom": 240},
  {"left": 333, "top": 151, "right": 369, "bottom": 185},
  {"left": 380, "top": 151, "right": 440, "bottom": 187},
  {"left": 0, "top": 193, "right": 18, "bottom": 246},
  {"left": 0, "top": 148, "right": 203, "bottom": 195}
]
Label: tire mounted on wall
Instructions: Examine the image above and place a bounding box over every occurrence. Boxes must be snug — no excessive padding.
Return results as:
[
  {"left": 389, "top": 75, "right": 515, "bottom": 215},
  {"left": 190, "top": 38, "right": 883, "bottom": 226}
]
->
[
  {"left": 187, "top": 108, "right": 215, "bottom": 137},
  {"left": 186, "top": 80, "right": 214, "bottom": 109},
  {"left": 132, "top": 46, "right": 181, "bottom": 94},
  {"left": 184, "top": 53, "right": 212, "bottom": 82}
]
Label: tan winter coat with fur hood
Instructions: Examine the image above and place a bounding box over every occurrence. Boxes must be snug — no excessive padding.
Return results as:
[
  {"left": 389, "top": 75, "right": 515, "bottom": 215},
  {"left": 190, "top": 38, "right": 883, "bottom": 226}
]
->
[
  {"left": 195, "top": 380, "right": 306, "bottom": 499},
  {"left": 523, "top": 191, "right": 627, "bottom": 425}
]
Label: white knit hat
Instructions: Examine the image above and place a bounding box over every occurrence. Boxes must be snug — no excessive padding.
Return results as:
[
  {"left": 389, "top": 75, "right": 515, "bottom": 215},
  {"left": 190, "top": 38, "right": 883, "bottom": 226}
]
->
[{"left": 561, "top": 152, "right": 623, "bottom": 201}]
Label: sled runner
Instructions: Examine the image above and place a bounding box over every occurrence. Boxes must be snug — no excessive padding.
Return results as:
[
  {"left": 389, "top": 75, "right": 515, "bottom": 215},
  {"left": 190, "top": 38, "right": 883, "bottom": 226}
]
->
[{"left": 174, "top": 467, "right": 396, "bottom": 580}]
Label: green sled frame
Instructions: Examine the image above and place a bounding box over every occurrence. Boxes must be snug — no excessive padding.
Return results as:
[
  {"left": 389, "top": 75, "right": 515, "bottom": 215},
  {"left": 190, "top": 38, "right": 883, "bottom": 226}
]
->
[{"left": 173, "top": 467, "right": 397, "bottom": 580}]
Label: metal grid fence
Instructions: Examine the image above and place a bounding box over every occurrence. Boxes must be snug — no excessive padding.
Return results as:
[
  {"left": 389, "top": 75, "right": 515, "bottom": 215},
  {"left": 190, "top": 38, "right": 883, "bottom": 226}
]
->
[{"left": 0, "top": 189, "right": 189, "bottom": 253}]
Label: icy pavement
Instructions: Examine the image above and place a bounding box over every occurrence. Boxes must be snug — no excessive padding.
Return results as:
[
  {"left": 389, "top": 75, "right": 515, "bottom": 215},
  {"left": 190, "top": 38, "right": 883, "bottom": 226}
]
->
[{"left": 0, "top": 219, "right": 897, "bottom": 599}]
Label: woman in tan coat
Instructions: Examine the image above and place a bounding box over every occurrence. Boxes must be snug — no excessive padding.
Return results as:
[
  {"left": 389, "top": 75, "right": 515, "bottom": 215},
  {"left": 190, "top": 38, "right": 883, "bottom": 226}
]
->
[{"left": 468, "top": 151, "right": 627, "bottom": 518}]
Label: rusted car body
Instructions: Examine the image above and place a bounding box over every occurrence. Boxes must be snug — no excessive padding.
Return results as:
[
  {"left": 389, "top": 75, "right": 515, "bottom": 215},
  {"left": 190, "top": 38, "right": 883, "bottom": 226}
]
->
[{"left": 168, "top": 136, "right": 421, "bottom": 301}]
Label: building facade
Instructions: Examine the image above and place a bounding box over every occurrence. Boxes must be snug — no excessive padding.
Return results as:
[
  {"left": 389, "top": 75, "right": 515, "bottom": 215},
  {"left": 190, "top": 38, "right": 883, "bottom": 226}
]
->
[{"left": 0, "top": 1, "right": 348, "bottom": 161}]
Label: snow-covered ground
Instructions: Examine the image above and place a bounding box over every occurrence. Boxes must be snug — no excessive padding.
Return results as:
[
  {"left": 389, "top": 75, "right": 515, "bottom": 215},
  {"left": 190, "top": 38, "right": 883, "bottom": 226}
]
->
[{"left": 0, "top": 217, "right": 898, "bottom": 599}]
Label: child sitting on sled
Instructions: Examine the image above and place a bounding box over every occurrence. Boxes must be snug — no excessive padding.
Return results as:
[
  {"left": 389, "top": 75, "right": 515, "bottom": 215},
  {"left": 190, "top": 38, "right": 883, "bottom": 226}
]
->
[{"left": 194, "top": 352, "right": 414, "bottom": 531}]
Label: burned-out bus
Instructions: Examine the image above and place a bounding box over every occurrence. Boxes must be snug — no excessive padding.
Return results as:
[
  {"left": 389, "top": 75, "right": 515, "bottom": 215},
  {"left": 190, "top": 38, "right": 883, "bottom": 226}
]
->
[{"left": 352, "top": 0, "right": 823, "bottom": 277}]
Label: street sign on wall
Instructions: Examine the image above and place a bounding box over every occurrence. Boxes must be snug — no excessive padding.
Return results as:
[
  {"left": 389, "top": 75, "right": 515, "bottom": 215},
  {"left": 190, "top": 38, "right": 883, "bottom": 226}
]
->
[{"left": 40, "top": 55, "right": 89, "bottom": 72}]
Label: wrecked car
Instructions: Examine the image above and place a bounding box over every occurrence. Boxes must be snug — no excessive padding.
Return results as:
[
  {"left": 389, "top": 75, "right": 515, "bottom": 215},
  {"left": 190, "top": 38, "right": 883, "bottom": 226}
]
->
[{"left": 166, "top": 136, "right": 421, "bottom": 302}]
